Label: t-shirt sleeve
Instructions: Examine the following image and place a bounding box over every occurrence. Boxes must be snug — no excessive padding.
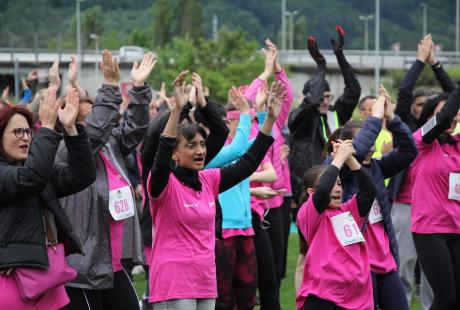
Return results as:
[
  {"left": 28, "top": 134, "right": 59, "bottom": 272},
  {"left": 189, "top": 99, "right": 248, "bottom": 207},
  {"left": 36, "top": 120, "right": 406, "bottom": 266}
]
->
[
  {"left": 297, "top": 195, "right": 322, "bottom": 246},
  {"left": 342, "top": 195, "right": 366, "bottom": 227},
  {"left": 413, "top": 128, "right": 432, "bottom": 153},
  {"left": 202, "top": 168, "right": 221, "bottom": 198},
  {"left": 147, "top": 170, "right": 171, "bottom": 208}
]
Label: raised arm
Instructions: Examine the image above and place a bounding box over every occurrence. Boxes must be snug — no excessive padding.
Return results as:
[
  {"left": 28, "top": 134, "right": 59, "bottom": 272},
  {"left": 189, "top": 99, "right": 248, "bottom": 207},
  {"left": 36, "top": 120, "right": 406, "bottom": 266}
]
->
[
  {"left": 192, "top": 72, "right": 229, "bottom": 164},
  {"left": 67, "top": 56, "right": 88, "bottom": 100},
  {"left": 288, "top": 36, "right": 326, "bottom": 133},
  {"left": 218, "top": 81, "right": 284, "bottom": 192},
  {"left": 426, "top": 35, "right": 456, "bottom": 93},
  {"left": 85, "top": 50, "right": 123, "bottom": 153},
  {"left": 51, "top": 88, "right": 96, "bottom": 196},
  {"left": 206, "top": 87, "right": 251, "bottom": 168},
  {"left": 395, "top": 35, "right": 431, "bottom": 124},
  {"left": 330, "top": 25, "right": 361, "bottom": 124},
  {"left": 149, "top": 71, "right": 189, "bottom": 198}
]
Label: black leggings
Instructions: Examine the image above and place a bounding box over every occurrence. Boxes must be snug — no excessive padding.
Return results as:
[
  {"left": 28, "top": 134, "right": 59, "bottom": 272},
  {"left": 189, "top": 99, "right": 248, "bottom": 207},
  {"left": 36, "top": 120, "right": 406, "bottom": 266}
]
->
[
  {"left": 281, "top": 197, "right": 292, "bottom": 279},
  {"left": 64, "top": 270, "right": 140, "bottom": 310},
  {"left": 371, "top": 271, "right": 409, "bottom": 310},
  {"left": 265, "top": 206, "right": 285, "bottom": 285},
  {"left": 303, "top": 295, "right": 340, "bottom": 310},
  {"left": 252, "top": 212, "right": 280, "bottom": 310},
  {"left": 413, "top": 233, "right": 460, "bottom": 310}
]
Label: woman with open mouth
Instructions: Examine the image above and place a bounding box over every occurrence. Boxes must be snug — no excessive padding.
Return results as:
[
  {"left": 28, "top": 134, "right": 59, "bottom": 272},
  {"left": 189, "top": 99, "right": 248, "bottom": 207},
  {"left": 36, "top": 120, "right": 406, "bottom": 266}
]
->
[{"left": 147, "top": 70, "right": 285, "bottom": 310}]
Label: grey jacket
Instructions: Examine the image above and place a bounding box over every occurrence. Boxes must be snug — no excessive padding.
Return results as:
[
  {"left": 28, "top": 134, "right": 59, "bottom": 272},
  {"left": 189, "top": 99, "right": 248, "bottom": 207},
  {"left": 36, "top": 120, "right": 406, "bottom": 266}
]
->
[{"left": 58, "top": 84, "right": 151, "bottom": 289}]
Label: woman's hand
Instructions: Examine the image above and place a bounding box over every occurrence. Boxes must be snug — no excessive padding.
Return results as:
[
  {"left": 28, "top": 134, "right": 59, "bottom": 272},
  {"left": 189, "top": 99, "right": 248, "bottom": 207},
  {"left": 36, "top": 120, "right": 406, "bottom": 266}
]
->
[
  {"left": 100, "top": 49, "right": 120, "bottom": 86},
  {"left": 58, "top": 87, "right": 80, "bottom": 136},
  {"left": 192, "top": 72, "right": 207, "bottom": 108},
  {"left": 171, "top": 70, "right": 190, "bottom": 112},
  {"left": 229, "top": 86, "right": 250, "bottom": 114},
  {"left": 39, "top": 88, "right": 60, "bottom": 130},
  {"left": 250, "top": 186, "right": 279, "bottom": 199},
  {"left": 131, "top": 52, "right": 157, "bottom": 87},
  {"left": 267, "top": 80, "right": 285, "bottom": 119}
]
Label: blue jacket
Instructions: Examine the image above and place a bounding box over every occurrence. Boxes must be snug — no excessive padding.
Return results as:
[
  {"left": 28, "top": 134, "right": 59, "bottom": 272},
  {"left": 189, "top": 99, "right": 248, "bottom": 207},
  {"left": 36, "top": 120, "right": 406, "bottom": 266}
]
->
[
  {"left": 206, "top": 114, "right": 253, "bottom": 230},
  {"left": 326, "top": 115, "right": 418, "bottom": 267}
]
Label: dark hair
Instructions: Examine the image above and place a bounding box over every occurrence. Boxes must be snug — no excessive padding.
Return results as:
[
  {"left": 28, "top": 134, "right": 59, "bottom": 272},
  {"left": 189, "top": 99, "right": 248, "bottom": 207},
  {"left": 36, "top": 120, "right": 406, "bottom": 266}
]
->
[
  {"left": 323, "top": 127, "right": 342, "bottom": 157},
  {"left": 0, "top": 105, "right": 34, "bottom": 160},
  {"left": 194, "top": 104, "right": 226, "bottom": 127},
  {"left": 417, "top": 92, "right": 450, "bottom": 128},
  {"left": 303, "top": 79, "right": 330, "bottom": 96},
  {"left": 412, "top": 89, "right": 430, "bottom": 102},
  {"left": 175, "top": 123, "right": 208, "bottom": 148},
  {"left": 340, "top": 120, "right": 365, "bottom": 140},
  {"left": 298, "top": 164, "right": 329, "bottom": 206},
  {"left": 358, "top": 95, "right": 377, "bottom": 110}
]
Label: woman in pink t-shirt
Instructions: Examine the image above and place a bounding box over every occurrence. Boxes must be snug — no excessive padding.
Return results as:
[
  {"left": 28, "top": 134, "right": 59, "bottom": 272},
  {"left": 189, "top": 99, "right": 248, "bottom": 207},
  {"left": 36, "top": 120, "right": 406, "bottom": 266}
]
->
[
  {"left": 410, "top": 85, "right": 460, "bottom": 309},
  {"left": 296, "top": 140, "right": 376, "bottom": 310},
  {"left": 147, "top": 71, "right": 284, "bottom": 309}
]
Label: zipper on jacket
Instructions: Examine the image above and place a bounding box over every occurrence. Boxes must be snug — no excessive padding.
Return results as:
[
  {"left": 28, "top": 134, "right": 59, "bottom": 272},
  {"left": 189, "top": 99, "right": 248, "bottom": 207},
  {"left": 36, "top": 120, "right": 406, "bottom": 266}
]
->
[{"left": 1, "top": 215, "right": 25, "bottom": 248}]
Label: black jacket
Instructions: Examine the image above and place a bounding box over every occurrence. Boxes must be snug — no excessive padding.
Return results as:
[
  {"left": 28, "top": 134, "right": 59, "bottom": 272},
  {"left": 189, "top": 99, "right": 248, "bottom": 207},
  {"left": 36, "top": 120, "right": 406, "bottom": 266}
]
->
[
  {"left": 288, "top": 51, "right": 361, "bottom": 204},
  {"left": 0, "top": 126, "right": 96, "bottom": 269}
]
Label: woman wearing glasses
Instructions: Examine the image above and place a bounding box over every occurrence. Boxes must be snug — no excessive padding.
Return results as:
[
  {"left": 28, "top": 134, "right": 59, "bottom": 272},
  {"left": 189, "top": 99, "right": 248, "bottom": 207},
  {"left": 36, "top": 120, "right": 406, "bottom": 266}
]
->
[{"left": 0, "top": 88, "right": 96, "bottom": 309}]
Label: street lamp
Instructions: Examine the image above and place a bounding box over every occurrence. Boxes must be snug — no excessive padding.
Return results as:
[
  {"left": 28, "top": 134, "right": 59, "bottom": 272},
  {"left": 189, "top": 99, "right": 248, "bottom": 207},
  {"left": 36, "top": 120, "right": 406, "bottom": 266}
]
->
[
  {"left": 285, "top": 10, "right": 298, "bottom": 50},
  {"left": 281, "top": 0, "right": 286, "bottom": 50},
  {"left": 374, "top": 0, "right": 380, "bottom": 95},
  {"left": 359, "top": 14, "right": 374, "bottom": 52},
  {"left": 89, "top": 33, "right": 100, "bottom": 77},
  {"left": 76, "top": 0, "right": 85, "bottom": 81},
  {"left": 420, "top": 3, "right": 427, "bottom": 36}
]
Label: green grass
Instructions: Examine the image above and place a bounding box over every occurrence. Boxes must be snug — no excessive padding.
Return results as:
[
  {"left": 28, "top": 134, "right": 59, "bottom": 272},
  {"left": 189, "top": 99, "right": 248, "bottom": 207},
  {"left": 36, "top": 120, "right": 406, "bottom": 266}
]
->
[{"left": 133, "top": 233, "right": 424, "bottom": 309}]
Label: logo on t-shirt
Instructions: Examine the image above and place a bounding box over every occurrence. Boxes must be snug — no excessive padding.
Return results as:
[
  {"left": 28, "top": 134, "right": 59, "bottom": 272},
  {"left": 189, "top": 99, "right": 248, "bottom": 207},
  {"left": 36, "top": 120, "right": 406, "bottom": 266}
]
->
[{"left": 183, "top": 202, "right": 199, "bottom": 208}]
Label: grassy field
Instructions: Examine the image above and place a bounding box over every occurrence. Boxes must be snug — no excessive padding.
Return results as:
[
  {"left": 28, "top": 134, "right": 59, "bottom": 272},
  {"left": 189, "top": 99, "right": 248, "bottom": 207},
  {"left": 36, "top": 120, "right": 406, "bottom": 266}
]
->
[{"left": 133, "top": 233, "right": 423, "bottom": 309}]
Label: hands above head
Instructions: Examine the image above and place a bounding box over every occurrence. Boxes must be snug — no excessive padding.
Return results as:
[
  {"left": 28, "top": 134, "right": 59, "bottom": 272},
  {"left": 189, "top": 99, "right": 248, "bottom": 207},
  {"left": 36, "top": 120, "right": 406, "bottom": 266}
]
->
[
  {"left": 308, "top": 36, "right": 326, "bottom": 65},
  {"left": 58, "top": 87, "right": 79, "bottom": 136},
  {"left": 427, "top": 35, "right": 438, "bottom": 65},
  {"left": 26, "top": 69, "right": 38, "bottom": 82},
  {"left": 331, "top": 139, "right": 357, "bottom": 169},
  {"left": 48, "top": 60, "right": 61, "bottom": 91},
  {"left": 265, "top": 38, "right": 282, "bottom": 73},
  {"left": 191, "top": 72, "right": 207, "bottom": 107},
  {"left": 39, "top": 88, "right": 60, "bottom": 130},
  {"left": 100, "top": 49, "right": 120, "bottom": 86},
  {"left": 372, "top": 90, "right": 386, "bottom": 120},
  {"left": 171, "top": 70, "right": 190, "bottom": 112},
  {"left": 254, "top": 85, "right": 269, "bottom": 112},
  {"left": 259, "top": 40, "right": 278, "bottom": 81},
  {"left": 379, "top": 85, "right": 395, "bottom": 122},
  {"left": 229, "top": 86, "right": 250, "bottom": 114},
  {"left": 417, "top": 34, "right": 433, "bottom": 63},
  {"left": 267, "top": 80, "right": 286, "bottom": 119},
  {"left": 2, "top": 86, "right": 10, "bottom": 101},
  {"left": 330, "top": 24, "right": 345, "bottom": 54},
  {"left": 67, "top": 56, "right": 78, "bottom": 85},
  {"left": 131, "top": 52, "right": 157, "bottom": 87}
]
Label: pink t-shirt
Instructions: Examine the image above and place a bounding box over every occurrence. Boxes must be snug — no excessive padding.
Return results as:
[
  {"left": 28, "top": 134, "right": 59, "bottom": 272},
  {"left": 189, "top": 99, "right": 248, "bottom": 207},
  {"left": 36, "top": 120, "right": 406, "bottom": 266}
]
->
[
  {"left": 222, "top": 228, "right": 254, "bottom": 239},
  {"left": 296, "top": 195, "right": 373, "bottom": 310},
  {"left": 411, "top": 130, "right": 460, "bottom": 234},
  {"left": 0, "top": 275, "right": 69, "bottom": 310},
  {"left": 147, "top": 168, "right": 221, "bottom": 303},
  {"left": 99, "top": 152, "right": 128, "bottom": 272},
  {"left": 362, "top": 202, "right": 397, "bottom": 274},
  {"left": 394, "top": 168, "right": 412, "bottom": 204}
]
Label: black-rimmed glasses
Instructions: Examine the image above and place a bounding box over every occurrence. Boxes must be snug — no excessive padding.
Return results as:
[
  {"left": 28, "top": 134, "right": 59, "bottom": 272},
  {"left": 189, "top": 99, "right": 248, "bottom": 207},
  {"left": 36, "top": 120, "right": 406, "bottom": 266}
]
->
[{"left": 9, "top": 128, "right": 32, "bottom": 139}]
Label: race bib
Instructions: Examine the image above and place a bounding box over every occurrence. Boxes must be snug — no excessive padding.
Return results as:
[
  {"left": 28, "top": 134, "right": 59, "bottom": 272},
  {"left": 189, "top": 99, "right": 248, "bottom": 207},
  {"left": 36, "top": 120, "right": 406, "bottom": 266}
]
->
[
  {"left": 369, "top": 200, "right": 383, "bottom": 224},
  {"left": 448, "top": 173, "right": 460, "bottom": 200},
  {"left": 330, "top": 211, "right": 365, "bottom": 246},
  {"left": 108, "top": 186, "right": 135, "bottom": 221}
]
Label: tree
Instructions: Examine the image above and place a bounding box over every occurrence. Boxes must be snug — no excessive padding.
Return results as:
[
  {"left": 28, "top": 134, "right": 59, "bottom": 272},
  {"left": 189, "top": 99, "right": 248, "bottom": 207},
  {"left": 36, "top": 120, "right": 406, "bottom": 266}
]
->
[
  {"left": 149, "top": 27, "right": 264, "bottom": 102},
  {"left": 175, "top": 0, "right": 203, "bottom": 41},
  {"left": 294, "top": 16, "right": 307, "bottom": 50},
  {"left": 152, "top": 0, "right": 173, "bottom": 48}
]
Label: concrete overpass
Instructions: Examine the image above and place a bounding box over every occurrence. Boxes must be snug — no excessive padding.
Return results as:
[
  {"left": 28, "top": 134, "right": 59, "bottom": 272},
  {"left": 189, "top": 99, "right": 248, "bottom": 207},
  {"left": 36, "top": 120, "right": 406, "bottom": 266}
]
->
[{"left": 0, "top": 48, "right": 459, "bottom": 101}]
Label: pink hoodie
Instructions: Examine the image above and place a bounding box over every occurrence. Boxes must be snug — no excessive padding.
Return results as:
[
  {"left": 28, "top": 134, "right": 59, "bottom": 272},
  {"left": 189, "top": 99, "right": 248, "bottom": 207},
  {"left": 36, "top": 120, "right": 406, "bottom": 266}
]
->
[{"left": 244, "top": 69, "right": 293, "bottom": 208}]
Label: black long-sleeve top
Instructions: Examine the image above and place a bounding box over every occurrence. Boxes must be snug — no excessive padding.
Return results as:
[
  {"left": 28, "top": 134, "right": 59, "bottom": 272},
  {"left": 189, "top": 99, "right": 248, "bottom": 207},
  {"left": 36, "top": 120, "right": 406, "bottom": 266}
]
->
[
  {"left": 312, "top": 165, "right": 376, "bottom": 217},
  {"left": 150, "top": 132, "right": 274, "bottom": 198},
  {"left": 396, "top": 59, "right": 456, "bottom": 132},
  {"left": 421, "top": 83, "right": 460, "bottom": 144}
]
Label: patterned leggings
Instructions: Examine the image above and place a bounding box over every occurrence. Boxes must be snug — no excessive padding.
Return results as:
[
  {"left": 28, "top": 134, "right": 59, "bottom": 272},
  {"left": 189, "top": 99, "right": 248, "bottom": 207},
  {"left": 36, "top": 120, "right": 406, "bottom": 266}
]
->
[{"left": 215, "top": 235, "right": 258, "bottom": 310}]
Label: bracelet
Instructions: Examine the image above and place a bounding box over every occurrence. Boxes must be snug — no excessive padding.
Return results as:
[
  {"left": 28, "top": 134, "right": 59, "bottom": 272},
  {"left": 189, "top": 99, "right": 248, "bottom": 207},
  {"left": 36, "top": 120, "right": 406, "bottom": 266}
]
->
[
  {"left": 431, "top": 61, "right": 441, "bottom": 69},
  {"left": 161, "top": 133, "right": 177, "bottom": 139}
]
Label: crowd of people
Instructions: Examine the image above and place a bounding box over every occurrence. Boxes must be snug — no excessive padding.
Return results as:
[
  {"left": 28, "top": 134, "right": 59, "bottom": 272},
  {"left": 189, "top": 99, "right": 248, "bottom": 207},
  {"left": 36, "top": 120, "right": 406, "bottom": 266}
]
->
[{"left": 0, "top": 24, "right": 459, "bottom": 310}]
